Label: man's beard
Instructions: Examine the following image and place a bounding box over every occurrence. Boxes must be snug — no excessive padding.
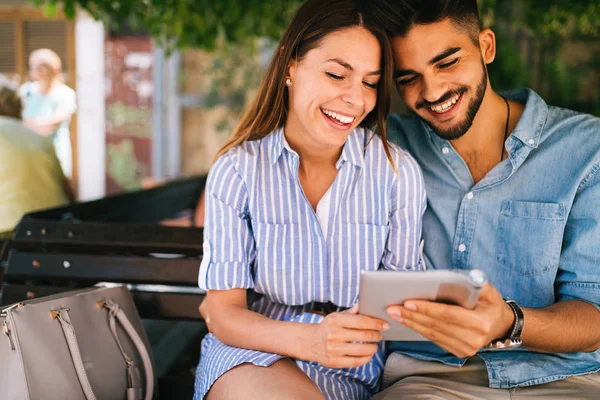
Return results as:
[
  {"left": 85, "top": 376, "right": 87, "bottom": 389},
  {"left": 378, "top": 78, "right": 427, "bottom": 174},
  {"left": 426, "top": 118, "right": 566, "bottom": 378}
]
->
[{"left": 419, "top": 61, "right": 488, "bottom": 141}]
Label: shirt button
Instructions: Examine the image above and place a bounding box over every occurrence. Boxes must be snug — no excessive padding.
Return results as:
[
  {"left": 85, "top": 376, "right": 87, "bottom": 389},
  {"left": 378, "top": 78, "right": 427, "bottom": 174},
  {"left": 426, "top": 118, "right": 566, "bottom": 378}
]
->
[
  {"left": 466, "top": 192, "right": 474, "bottom": 200},
  {"left": 442, "top": 146, "right": 450, "bottom": 155},
  {"left": 458, "top": 244, "right": 467, "bottom": 252},
  {"left": 528, "top": 139, "right": 535, "bottom": 145}
]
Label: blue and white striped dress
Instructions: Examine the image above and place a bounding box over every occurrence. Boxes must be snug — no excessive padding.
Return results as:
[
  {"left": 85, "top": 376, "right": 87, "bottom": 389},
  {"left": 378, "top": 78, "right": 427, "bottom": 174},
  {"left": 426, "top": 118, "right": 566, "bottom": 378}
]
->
[{"left": 194, "top": 127, "right": 426, "bottom": 399}]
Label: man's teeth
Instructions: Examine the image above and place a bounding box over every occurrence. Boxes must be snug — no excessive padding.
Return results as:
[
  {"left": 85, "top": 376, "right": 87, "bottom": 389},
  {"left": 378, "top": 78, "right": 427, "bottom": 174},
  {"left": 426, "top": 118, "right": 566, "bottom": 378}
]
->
[
  {"left": 322, "top": 109, "right": 355, "bottom": 124},
  {"left": 430, "top": 94, "right": 460, "bottom": 113}
]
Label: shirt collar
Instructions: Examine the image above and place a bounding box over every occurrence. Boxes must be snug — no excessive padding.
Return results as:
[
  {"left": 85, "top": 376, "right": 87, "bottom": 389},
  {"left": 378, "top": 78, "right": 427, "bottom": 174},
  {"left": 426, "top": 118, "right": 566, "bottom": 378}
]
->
[
  {"left": 339, "top": 128, "right": 365, "bottom": 169},
  {"left": 269, "top": 126, "right": 365, "bottom": 169},
  {"left": 422, "top": 88, "right": 548, "bottom": 149},
  {"left": 268, "top": 126, "right": 285, "bottom": 165},
  {"left": 501, "top": 88, "right": 548, "bottom": 149}
]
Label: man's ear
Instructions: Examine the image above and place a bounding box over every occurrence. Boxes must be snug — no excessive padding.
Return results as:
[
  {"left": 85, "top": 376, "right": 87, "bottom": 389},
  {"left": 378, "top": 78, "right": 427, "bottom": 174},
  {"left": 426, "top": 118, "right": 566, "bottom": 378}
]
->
[{"left": 479, "top": 28, "right": 496, "bottom": 65}]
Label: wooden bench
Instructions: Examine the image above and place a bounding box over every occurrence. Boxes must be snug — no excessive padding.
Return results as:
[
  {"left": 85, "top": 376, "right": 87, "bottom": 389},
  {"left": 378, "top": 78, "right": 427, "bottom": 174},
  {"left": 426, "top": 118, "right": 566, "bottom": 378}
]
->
[{"left": 0, "top": 175, "right": 208, "bottom": 399}]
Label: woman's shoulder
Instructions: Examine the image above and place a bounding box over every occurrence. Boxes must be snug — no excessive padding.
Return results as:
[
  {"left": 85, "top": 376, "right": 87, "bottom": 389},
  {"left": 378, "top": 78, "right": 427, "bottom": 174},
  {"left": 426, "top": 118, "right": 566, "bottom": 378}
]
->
[
  {"left": 51, "top": 83, "right": 76, "bottom": 100},
  {"left": 211, "top": 132, "right": 276, "bottom": 176},
  {"left": 19, "top": 81, "right": 38, "bottom": 97}
]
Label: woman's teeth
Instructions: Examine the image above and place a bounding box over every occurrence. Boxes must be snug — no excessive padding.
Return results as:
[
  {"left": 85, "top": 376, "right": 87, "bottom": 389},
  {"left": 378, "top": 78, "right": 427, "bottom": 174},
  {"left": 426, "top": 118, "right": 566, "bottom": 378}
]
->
[
  {"left": 430, "top": 93, "right": 461, "bottom": 113},
  {"left": 321, "top": 108, "right": 355, "bottom": 124}
]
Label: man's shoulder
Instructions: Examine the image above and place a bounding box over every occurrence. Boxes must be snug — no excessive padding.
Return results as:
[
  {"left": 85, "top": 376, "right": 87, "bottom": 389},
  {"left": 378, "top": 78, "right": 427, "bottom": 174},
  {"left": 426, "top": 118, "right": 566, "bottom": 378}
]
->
[
  {"left": 543, "top": 107, "right": 600, "bottom": 167},
  {"left": 546, "top": 105, "right": 600, "bottom": 135},
  {"left": 387, "top": 113, "right": 424, "bottom": 134},
  {"left": 386, "top": 113, "right": 427, "bottom": 147},
  {"left": 0, "top": 117, "right": 43, "bottom": 144},
  {"left": 515, "top": 89, "right": 600, "bottom": 146}
]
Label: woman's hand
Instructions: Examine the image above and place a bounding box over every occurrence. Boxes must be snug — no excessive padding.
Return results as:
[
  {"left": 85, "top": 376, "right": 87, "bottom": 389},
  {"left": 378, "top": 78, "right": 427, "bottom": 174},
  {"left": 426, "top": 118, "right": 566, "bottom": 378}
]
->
[{"left": 306, "top": 304, "right": 389, "bottom": 369}]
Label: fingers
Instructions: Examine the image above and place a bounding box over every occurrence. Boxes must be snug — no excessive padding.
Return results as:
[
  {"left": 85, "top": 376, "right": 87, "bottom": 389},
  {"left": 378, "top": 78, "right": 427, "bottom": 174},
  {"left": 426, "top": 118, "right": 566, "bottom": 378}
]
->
[
  {"left": 397, "top": 310, "right": 483, "bottom": 357},
  {"left": 329, "top": 341, "right": 379, "bottom": 357},
  {"left": 388, "top": 301, "right": 483, "bottom": 332},
  {"left": 478, "top": 282, "right": 498, "bottom": 301},
  {"left": 344, "top": 303, "right": 359, "bottom": 314},
  {"left": 328, "top": 312, "right": 389, "bottom": 332},
  {"left": 331, "top": 326, "right": 383, "bottom": 343}
]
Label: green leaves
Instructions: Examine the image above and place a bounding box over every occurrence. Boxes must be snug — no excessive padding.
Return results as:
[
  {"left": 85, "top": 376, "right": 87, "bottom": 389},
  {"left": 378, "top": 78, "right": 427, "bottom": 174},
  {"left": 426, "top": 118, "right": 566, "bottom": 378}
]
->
[
  {"left": 29, "top": 0, "right": 302, "bottom": 52},
  {"left": 28, "top": 0, "right": 598, "bottom": 51},
  {"left": 480, "top": 0, "right": 599, "bottom": 38}
]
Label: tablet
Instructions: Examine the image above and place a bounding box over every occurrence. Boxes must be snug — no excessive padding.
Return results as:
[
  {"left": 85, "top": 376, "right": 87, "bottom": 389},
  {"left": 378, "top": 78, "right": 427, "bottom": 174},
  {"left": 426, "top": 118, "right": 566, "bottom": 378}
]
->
[{"left": 359, "top": 269, "right": 487, "bottom": 341}]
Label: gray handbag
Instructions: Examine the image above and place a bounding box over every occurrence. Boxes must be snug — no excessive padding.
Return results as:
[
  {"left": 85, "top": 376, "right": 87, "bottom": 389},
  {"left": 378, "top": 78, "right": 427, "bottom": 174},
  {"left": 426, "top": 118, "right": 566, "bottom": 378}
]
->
[{"left": 0, "top": 285, "right": 155, "bottom": 400}]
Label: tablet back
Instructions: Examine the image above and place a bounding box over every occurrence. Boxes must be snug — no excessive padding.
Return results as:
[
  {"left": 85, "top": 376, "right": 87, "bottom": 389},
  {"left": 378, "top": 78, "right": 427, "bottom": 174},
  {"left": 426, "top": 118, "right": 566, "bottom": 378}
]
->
[{"left": 359, "top": 270, "right": 485, "bottom": 341}]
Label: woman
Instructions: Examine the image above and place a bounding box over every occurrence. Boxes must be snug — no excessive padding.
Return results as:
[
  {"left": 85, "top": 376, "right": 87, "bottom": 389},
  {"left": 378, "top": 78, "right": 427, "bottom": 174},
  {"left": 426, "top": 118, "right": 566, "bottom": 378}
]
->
[
  {"left": 195, "top": 0, "right": 425, "bottom": 398},
  {"left": 20, "top": 48, "right": 76, "bottom": 179}
]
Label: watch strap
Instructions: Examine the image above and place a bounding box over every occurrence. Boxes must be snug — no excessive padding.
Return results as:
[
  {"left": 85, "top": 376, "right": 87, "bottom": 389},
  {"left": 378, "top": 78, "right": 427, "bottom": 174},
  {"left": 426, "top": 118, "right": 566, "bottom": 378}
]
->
[
  {"left": 505, "top": 299, "right": 524, "bottom": 340},
  {"left": 485, "top": 299, "right": 524, "bottom": 350}
]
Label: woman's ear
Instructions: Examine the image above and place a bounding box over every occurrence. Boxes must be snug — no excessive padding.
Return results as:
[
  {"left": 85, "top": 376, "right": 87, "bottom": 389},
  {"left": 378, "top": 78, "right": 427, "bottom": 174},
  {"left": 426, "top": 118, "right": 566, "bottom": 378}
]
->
[
  {"left": 286, "top": 59, "right": 298, "bottom": 79},
  {"left": 479, "top": 28, "right": 496, "bottom": 65},
  {"left": 286, "top": 58, "right": 297, "bottom": 85}
]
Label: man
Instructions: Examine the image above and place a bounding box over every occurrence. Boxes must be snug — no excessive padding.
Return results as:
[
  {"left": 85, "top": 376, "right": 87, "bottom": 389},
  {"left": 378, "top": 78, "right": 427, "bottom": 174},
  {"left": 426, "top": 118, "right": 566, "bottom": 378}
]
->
[
  {"left": 0, "top": 82, "right": 70, "bottom": 236},
  {"left": 361, "top": 1, "right": 600, "bottom": 398}
]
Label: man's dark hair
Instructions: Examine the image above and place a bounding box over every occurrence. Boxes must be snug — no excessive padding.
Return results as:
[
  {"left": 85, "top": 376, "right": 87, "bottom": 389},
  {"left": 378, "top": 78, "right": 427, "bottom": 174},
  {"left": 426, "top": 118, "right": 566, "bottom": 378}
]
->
[
  {"left": 360, "top": 0, "right": 481, "bottom": 44},
  {"left": 0, "top": 84, "right": 22, "bottom": 119}
]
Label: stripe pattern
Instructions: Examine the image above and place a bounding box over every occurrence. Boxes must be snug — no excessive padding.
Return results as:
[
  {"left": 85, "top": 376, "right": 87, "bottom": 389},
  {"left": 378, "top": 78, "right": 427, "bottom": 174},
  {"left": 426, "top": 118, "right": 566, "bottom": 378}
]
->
[{"left": 195, "top": 127, "right": 426, "bottom": 399}]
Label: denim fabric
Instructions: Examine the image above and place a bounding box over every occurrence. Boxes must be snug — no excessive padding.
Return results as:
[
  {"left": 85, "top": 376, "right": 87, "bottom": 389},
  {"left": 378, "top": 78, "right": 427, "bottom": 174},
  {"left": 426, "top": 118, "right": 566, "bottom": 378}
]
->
[{"left": 387, "top": 89, "right": 600, "bottom": 388}]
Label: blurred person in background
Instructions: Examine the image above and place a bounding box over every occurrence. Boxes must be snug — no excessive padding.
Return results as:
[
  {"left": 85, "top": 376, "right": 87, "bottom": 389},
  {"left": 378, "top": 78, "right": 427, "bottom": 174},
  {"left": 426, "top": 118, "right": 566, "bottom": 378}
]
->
[
  {"left": 0, "top": 81, "right": 71, "bottom": 237},
  {"left": 20, "top": 48, "right": 77, "bottom": 179}
]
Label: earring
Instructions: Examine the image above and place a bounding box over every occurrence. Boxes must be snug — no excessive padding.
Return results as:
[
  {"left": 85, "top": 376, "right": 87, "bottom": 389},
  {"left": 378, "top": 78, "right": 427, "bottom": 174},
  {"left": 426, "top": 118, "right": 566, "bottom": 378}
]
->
[{"left": 285, "top": 78, "right": 292, "bottom": 85}]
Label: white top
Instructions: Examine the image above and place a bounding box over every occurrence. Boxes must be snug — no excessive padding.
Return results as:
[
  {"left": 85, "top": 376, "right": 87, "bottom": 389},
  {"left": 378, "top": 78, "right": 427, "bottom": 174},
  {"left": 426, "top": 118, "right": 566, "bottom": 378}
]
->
[{"left": 316, "top": 185, "right": 332, "bottom": 238}]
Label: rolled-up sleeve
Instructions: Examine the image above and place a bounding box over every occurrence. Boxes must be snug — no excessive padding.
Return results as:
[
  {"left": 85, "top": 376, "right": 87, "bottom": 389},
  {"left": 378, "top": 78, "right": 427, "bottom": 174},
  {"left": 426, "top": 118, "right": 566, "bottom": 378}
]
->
[
  {"left": 556, "top": 163, "right": 600, "bottom": 312},
  {"left": 381, "top": 150, "right": 427, "bottom": 271},
  {"left": 198, "top": 152, "right": 255, "bottom": 291}
]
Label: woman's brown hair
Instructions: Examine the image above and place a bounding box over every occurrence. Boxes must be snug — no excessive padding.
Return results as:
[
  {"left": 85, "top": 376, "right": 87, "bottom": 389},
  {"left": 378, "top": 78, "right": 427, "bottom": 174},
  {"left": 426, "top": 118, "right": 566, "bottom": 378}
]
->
[{"left": 215, "top": 0, "right": 397, "bottom": 170}]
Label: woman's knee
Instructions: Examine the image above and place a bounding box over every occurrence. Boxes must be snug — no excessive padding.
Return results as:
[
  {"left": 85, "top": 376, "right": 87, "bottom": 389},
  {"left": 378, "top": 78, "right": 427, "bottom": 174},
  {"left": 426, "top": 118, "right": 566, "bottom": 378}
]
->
[{"left": 206, "top": 359, "right": 324, "bottom": 400}]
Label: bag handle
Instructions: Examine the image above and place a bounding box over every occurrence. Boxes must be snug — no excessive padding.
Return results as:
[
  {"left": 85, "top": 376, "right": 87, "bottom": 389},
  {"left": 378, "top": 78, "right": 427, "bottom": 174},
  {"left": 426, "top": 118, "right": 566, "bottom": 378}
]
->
[
  {"left": 54, "top": 310, "right": 98, "bottom": 400},
  {"left": 104, "top": 300, "right": 154, "bottom": 400},
  {"left": 54, "top": 302, "right": 154, "bottom": 400}
]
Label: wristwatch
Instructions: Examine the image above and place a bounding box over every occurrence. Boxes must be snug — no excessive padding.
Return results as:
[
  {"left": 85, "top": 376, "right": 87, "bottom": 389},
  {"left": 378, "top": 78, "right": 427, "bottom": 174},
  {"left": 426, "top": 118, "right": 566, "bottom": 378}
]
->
[{"left": 486, "top": 299, "right": 524, "bottom": 349}]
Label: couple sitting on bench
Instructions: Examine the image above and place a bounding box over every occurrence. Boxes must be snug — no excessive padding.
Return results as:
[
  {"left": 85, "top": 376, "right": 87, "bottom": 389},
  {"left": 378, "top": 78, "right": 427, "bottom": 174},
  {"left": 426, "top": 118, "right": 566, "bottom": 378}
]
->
[{"left": 194, "top": 0, "right": 600, "bottom": 399}]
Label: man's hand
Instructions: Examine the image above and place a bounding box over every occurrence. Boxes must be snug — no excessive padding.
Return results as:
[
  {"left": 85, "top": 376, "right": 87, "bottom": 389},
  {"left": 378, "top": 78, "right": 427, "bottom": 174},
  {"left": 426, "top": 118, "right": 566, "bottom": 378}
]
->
[{"left": 387, "top": 283, "right": 515, "bottom": 358}]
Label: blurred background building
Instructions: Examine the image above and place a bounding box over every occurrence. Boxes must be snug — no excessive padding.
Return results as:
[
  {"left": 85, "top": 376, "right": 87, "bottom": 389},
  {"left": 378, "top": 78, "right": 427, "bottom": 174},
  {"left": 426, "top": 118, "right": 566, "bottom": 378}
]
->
[{"left": 1, "top": 0, "right": 598, "bottom": 201}]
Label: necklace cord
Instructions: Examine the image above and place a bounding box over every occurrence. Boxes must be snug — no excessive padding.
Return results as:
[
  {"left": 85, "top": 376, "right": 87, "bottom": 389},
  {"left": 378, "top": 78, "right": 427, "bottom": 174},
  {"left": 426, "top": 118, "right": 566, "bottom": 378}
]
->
[{"left": 500, "top": 95, "right": 510, "bottom": 162}]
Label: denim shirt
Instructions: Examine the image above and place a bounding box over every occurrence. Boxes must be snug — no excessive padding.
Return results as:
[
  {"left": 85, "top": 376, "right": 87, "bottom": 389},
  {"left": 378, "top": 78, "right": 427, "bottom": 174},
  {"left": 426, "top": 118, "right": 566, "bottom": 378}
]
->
[{"left": 387, "top": 89, "right": 600, "bottom": 388}]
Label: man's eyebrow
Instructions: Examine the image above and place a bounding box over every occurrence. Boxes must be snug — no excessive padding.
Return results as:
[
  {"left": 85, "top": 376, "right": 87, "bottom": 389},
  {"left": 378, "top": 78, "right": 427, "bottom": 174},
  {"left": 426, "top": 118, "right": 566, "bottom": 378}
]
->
[
  {"left": 325, "top": 58, "right": 380, "bottom": 76},
  {"left": 394, "top": 69, "right": 416, "bottom": 79},
  {"left": 429, "top": 47, "right": 461, "bottom": 65}
]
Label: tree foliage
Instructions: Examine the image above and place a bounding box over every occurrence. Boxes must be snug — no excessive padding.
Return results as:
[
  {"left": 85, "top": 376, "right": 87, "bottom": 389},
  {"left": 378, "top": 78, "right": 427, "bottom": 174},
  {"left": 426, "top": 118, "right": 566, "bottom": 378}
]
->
[
  {"left": 480, "top": 0, "right": 599, "bottom": 114},
  {"left": 30, "top": 0, "right": 302, "bottom": 52},
  {"left": 479, "top": 0, "right": 599, "bottom": 38},
  {"left": 31, "top": 0, "right": 598, "bottom": 50}
]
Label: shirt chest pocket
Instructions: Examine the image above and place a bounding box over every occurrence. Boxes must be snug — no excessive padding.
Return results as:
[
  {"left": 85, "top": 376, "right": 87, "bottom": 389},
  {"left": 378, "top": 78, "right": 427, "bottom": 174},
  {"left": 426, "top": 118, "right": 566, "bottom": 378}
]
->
[
  {"left": 338, "top": 222, "right": 390, "bottom": 271},
  {"left": 496, "top": 200, "right": 566, "bottom": 276}
]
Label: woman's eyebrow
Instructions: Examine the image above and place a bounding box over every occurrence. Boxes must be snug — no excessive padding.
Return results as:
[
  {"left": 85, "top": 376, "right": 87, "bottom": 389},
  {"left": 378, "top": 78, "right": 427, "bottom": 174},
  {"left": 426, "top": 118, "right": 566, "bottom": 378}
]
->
[{"left": 325, "top": 58, "right": 380, "bottom": 76}]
